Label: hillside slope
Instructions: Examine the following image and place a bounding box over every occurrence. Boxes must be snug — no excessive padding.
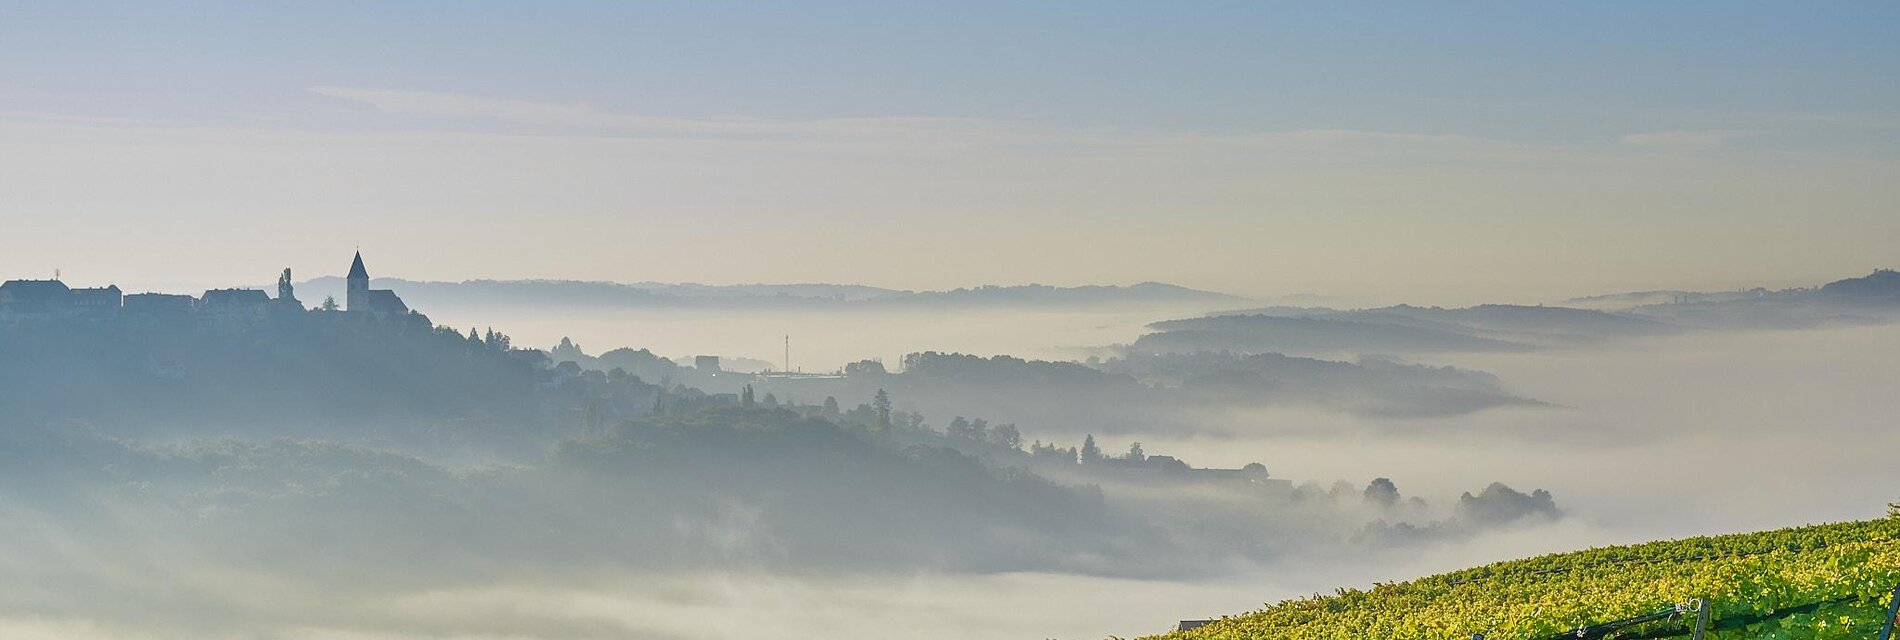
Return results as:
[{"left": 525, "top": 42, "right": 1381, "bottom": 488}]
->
[{"left": 1150, "top": 519, "right": 1900, "bottom": 639}]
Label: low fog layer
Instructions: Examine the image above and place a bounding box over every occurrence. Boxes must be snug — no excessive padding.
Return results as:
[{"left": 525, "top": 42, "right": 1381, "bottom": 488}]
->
[
  {"left": 1, "top": 268, "right": 1895, "bottom": 640},
  {"left": 0, "top": 300, "right": 1562, "bottom": 640},
  {"left": 294, "top": 277, "right": 1242, "bottom": 310},
  {"left": 1139, "top": 323, "right": 1900, "bottom": 540},
  {"left": 293, "top": 278, "right": 1249, "bottom": 372}
]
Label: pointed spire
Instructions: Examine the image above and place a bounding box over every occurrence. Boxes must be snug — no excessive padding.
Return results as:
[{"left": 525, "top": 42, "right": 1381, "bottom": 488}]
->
[{"left": 348, "top": 251, "right": 368, "bottom": 280}]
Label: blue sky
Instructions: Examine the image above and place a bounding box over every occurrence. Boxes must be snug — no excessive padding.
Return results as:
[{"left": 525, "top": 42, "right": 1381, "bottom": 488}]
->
[
  {"left": 1, "top": 2, "right": 1896, "bottom": 301},
  {"left": 8, "top": 2, "right": 1894, "bottom": 135}
]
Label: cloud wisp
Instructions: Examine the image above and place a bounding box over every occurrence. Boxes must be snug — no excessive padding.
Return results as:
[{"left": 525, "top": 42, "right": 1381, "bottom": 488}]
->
[{"left": 1620, "top": 129, "right": 1765, "bottom": 149}]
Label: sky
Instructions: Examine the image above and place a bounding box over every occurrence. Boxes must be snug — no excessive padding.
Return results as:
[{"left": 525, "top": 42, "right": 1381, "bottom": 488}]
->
[{"left": 1, "top": 1, "right": 1896, "bottom": 304}]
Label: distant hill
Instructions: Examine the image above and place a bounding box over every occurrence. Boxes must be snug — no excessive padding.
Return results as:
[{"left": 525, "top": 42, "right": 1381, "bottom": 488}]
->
[
  {"left": 897, "top": 282, "right": 1238, "bottom": 306},
  {"left": 1135, "top": 314, "right": 1534, "bottom": 357},
  {"left": 1565, "top": 269, "right": 1900, "bottom": 329},
  {"left": 1128, "top": 269, "right": 1896, "bottom": 354},
  {"left": 732, "top": 349, "right": 1537, "bottom": 438},
  {"left": 1818, "top": 268, "right": 1900, "bottom": 299},
  {"left": 1272, "top": 304, "right": 1684, "bottom": 347},
  {"left": 1224, "top": 304, "right": 1677, "bottom": 339},
  {"left": 294, "top": 277, "right": 1241, "bottom": 310},
  {"left": 1132, "top": 275, "right": 1900, "bottom": 357},
  {"left": 1567, "top": 269, "right": 1900, "bottom": 308},
  {"left": 0, "top": 311, "right": 578, "bottom": 449},
  {"left": 1562, "top": 288, "right": 1769, "bottom": 310},
  {"left": 1097, "top": 351, "right": 1543, "bottom": 417},
  {"left": 1368, "top": 304, "right": 1677, "bottom": 336}
]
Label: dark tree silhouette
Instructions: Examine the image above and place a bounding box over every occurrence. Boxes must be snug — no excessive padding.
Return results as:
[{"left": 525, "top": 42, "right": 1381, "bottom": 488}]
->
[
  {"left": 990, "top": 423, "right": 1021, "bottom": 451},
  {"left": 947, "top": 416, "right": 973, "bottom": 440},
  {"left": 1081, "top": 434, "right": 1102, "bottom": 463},
  {"left": 1364, "top": 477, "right": 1401, "bottom": 508},
  {"left": 872, "top": 389, "right": 892, "bottom": 431}
]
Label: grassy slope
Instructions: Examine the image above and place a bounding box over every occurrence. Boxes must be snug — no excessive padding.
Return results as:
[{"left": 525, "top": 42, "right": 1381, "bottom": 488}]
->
[{"left": 1150, "top": 519, "right": 1900, "bottom": 640}]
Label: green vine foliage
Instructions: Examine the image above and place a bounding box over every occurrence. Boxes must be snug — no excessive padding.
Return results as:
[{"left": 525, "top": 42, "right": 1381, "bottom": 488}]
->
[{"left": 1152, "top": 519, "right": 1900, "bottom": 640}]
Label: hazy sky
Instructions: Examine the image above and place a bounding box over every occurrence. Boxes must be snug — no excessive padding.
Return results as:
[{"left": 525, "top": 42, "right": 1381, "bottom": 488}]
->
[{"left": 2, "top": 2, "right": 1896, "bottom": 303}]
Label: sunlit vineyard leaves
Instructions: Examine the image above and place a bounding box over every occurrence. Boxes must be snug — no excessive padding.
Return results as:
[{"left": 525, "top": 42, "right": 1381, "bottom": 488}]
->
[{"left": 1152, "top": 519, "right": 1900, "bottom": 640}]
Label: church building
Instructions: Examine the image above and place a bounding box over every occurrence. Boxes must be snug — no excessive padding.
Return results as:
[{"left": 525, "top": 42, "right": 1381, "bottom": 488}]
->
[{"left": 345, "top": 251, "right": 411, "bottom": 317}]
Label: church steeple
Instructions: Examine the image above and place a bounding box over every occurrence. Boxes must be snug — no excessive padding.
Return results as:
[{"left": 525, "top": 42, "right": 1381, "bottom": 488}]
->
[{"left": 346, "top": 251, "right": 370, "bottom": 312}]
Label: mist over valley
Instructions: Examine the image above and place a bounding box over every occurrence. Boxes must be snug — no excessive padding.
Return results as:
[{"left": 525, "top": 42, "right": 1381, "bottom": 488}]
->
[
  {"left": 3, "top": 260, "right": 1896, "bottom": 639},
  {"left": 5, "top": 5, "right": 1896, "bottom": 638}
]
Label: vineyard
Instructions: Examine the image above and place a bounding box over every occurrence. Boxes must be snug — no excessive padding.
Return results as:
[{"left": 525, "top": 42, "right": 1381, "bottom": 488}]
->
[{"left": 1150, "top": 518, "right": 1900, "bottom": 640}]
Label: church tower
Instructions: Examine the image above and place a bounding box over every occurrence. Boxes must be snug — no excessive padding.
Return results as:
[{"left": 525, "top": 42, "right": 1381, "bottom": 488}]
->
[{"left": 346, "top": 251, "right": 369, "bottom": 312}]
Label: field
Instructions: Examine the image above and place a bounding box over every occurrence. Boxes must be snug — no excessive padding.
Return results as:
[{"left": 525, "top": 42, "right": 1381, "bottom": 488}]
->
[{"left": 1151, "top": 519, "right": 1900, "bottom": 640}]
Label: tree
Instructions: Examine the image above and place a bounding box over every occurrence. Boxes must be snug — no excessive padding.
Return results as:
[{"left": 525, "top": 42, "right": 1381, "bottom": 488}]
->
[
  {"left": 844, "top": 360, "right": 887, "bottom": 377},
  {"left": 1328, "top": 480, "right": 1358, "bottom": 501},
  {"left": 553, "top": 336, "right": 582, "bottom": 360},
  {"left": 872, "top": 389, "right": 892, "bottom": 431},
  {"left": 969, "top": 418, "right": 990, "bottom": 442},
  {"left": 1124, "top": 442, "right": 1145, "bottom": 463},
  {"left": 1080, "top": 434, "right": 1102, "bottom": 463},
  {"left": 990, "top": 423, "right": 1022, "bottom": 451},
  {"left": 1029, "top": 441, "right": 1076, "bottom": 463},
  {"left": 1364, "top": 478, "right": 1400, "bottom": 508},
  {"left": 947, "top": 416, "right": 973, "bottom": 439},
  {"left": 1889, "top": 501, "right": 1899, "bottom": 519},
  {"left": 761, "top": 392, "right": 778, "bottom": 407},
  {"left": 741, "top": 384, "right": 756, "bottom": 407},
  {"left": 467, "top": 327, "right": 482, "bottom": 345},
  {"left": 822, "top": 396, "right": 840, "bottom": 415},
  {"left": 320, "top": 295, "right": 339, "bottom": 311}
]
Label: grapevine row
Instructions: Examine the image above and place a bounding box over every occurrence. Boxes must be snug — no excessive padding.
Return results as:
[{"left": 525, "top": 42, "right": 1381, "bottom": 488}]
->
[{"left": 1153, "top": 519, "right": 1900, "bottom": 640}]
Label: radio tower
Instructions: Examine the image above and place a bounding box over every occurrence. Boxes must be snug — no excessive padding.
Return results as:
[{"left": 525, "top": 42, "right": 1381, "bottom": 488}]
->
[{"left": 784, "top": 334, "right": 791, "bottom": 373}]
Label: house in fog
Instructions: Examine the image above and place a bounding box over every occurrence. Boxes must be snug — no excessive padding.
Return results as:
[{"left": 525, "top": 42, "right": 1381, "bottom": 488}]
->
[
  {"left": 0, "top": 280, "right": 120, "bottom": 318},
  {"left": 0, "top": 279, "right": 73, "bottom": 315},
  {"left": 69, "top": 285, "right": 123, "bottom": 315},
  {"left": 5, "top": 250, "right": 422, "bottom": 326},
  {"left": 200, "top": 288, "right": 273, "bottom": 325},
  {"left": 123, "top": 292, "right": 196, "bottom": 315}
]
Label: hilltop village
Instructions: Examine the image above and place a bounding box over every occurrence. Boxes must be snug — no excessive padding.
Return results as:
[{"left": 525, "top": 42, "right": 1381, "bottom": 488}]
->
[
  {"left": 0, "top": 249, "right": 1316, "bottom": 492},
  {"left": 0, "top": 251, "right": 1560, "bottom": 576},
  {"left": 0, "top": 251, "right": 417, "bottom": 326}
]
